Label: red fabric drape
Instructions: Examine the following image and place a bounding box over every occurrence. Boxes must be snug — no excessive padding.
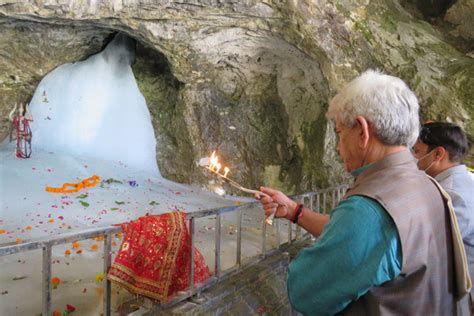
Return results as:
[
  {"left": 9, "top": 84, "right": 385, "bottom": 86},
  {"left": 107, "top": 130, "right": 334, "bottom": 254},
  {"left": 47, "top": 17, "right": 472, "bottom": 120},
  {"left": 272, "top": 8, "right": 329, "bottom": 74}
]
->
[
  {"left": 108, "top": 212, "right": 211, "bottom": 302},
  {"left": 12, "top": 116, "right": 32, "bottom": 158}
]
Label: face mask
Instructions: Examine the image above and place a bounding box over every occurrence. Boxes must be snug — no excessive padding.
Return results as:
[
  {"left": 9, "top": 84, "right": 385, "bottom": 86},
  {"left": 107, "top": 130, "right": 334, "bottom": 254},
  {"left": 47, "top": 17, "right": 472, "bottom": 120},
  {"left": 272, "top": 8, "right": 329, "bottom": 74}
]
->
[{"left": 416, "top": 149, "right": 436, "bottom": 172}]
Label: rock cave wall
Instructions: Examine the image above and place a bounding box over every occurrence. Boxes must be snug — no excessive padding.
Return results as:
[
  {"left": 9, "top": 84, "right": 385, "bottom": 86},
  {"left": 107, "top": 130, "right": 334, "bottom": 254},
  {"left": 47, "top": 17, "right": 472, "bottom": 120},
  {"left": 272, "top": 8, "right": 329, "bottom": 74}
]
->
[{"left": 0, "top": 0, "right": 472, "bottom": 193}]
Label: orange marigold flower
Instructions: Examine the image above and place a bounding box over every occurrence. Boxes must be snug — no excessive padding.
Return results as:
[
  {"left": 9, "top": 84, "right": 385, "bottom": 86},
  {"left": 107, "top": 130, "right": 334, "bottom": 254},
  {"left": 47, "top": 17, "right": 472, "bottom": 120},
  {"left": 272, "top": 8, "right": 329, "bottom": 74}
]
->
[
  {"left": 52, "top": 310, "right": 62, "bottom": 316},
  {"left": 94, "top": 236, "right": 105, "bottom": 241},
  {"left": 64, "top": 249, "right": 71, "bottom": 256},
  {"left": 15, "top": 237, "right": 22, "bottom": 243},
  {"left": 48, "top": 219, "right": 55, "bottom": 223},
  {"left": 90, "top": 244, "right": 98, "bottom": 251},
  {"left": 112, "top": 241, "right": 117, "bottom": 246},
  {"left": 0, "top": 229, "right": 6, "bottom": 234},
  {"left": 25, "top": 226, "right": 33, "bottom": 230},
  {"left": 51, "top": 277, "right": 61, "bottom": 286},
  {"left": 72, "top": 241, "right": 81, "bottom": 249}
]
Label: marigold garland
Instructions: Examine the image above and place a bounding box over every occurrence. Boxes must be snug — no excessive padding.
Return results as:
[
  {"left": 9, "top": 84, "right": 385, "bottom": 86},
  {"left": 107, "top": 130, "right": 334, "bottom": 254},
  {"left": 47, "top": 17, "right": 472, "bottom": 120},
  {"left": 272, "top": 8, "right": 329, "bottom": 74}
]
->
[{"left": 45, "top": 175, "right": 100, "bottom": 193}]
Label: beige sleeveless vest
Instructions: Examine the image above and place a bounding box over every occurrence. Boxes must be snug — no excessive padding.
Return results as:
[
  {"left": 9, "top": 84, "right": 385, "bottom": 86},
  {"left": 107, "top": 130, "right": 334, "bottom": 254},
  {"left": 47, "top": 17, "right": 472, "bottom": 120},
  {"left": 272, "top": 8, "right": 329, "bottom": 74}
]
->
[{"left": 339, "top": 150, "right": 461, "bottom": 316}]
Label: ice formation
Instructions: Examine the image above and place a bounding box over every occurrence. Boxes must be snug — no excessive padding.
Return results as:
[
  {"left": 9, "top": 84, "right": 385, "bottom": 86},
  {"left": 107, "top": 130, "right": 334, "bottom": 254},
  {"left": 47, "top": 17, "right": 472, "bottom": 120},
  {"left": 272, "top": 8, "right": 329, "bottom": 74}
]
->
[
  {"left": 28, "top": 33, "right": 159, "bottom": 175},
  {"left": 0, "top": 33, "right": 262, "bottom": 315}
]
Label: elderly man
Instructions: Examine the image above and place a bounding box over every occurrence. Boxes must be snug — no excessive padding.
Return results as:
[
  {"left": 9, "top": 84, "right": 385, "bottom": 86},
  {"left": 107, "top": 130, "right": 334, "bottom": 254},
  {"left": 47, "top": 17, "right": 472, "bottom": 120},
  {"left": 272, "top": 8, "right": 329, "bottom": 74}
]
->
[
  {"left": 413, "top": 122, "right": 474, "bottom": 314},
  {"left": 258, "top": 70, "right": 468, "bottom": 315}
]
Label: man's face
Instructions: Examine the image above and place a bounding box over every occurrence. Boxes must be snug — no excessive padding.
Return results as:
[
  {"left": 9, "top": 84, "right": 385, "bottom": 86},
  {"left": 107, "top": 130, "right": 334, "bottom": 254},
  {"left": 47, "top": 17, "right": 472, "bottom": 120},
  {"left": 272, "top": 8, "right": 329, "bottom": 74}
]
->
[
  {"left": 335, "top": 119, "right": 364, "bottom": 173},
  {"left": 412, "top": 139, "right": 433, "bottom": 172}
]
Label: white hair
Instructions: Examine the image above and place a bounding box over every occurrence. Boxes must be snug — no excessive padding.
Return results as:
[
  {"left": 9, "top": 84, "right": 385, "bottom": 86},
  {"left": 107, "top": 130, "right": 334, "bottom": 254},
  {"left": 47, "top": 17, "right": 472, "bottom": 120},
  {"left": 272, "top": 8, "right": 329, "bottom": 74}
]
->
[{"left": 326, "top": 69, "right": 420, "bottom": 147}]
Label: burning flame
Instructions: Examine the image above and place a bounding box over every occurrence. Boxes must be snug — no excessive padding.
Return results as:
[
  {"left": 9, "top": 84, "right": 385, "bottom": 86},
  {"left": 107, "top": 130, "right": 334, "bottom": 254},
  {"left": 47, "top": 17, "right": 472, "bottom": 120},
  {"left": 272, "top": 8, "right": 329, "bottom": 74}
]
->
[
  {"left": 206, "top": 151, "right": 274, "bottom": 225},
  {"left": 209, "top": 151, "right": 230, "bottom": 178}
]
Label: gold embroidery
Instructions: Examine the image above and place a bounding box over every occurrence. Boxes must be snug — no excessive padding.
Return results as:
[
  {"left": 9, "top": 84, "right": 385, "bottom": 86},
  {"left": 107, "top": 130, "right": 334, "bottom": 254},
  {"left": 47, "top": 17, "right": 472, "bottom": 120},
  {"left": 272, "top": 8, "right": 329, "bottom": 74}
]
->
[
  {"left": 121, "top": 242, "right": 130, "bottom": 251},
  {"left": 155, "top": 227, "right": 164, "bottom": 236},
  {"left": 108, "top": 273, "right": 165, "bottom": 301},
  {"left": 153, "top": 259, "right": 163, "bottom": 270},
  {"left": 138, "top": 235, "right": 145, "bottom": 246},
  {"left": 155, "top": 243, "right": 162, "bottom": 253},
  {"left": 160, "top": 212, "right": 183, "bottom": 298},
  {"left": 144, "top": 257, "right": 151, "bottom": 268},
  {"left": 110, "top": 263, "right": 165, "bottom": 290}
]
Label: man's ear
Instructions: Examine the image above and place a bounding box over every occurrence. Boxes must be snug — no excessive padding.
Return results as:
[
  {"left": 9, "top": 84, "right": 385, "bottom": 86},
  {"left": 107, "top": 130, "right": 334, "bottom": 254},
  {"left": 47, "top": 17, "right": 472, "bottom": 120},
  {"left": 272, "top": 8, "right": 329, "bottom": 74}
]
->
[
  {"left": 355, "top": 116, "right": 370, "bottom": 149},
  {"left": 433, "top": 146, "right": 447, "bottom": 161}
]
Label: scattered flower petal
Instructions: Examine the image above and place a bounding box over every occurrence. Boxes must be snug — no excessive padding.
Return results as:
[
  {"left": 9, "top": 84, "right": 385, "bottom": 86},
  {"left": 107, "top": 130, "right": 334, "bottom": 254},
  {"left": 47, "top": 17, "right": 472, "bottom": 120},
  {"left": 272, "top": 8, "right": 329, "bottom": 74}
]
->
[
  {"left": 95, "top": 272, "right": 104, "bottom": 283},
  {"left": 79, "top": 201, "right": 89, "bottom": 207},
  {"left": 66, "top": 304, "right": 76, "bottom": 312}
]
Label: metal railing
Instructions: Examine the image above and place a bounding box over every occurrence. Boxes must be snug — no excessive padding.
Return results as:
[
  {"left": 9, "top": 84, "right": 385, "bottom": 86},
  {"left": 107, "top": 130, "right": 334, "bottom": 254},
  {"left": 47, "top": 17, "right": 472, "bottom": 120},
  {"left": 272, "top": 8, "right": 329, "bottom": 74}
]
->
[{"left": 0, "top": 184, "right": 349, "bottom": 315}]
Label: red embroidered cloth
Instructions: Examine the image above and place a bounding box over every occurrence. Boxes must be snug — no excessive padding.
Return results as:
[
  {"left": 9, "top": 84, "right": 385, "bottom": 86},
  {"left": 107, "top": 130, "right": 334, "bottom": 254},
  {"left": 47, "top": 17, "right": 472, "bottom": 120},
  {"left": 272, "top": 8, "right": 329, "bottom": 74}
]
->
[{"left": 107, "top": 212, "right": 211, "bottom": 302}]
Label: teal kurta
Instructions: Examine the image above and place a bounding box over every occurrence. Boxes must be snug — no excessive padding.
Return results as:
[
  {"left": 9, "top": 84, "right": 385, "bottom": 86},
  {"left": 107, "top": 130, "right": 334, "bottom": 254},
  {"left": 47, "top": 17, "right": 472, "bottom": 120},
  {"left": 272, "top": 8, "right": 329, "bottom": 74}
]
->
[{"left": 287, "top": 191, "right": 402, "bottom": 315}]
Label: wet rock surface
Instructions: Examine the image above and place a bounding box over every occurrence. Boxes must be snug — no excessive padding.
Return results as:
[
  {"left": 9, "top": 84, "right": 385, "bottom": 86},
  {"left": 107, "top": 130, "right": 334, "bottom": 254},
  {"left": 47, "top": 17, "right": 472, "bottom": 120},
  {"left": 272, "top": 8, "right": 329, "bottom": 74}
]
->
[{"left": 0, "top": 0, "right": 472, "bottom": 190}]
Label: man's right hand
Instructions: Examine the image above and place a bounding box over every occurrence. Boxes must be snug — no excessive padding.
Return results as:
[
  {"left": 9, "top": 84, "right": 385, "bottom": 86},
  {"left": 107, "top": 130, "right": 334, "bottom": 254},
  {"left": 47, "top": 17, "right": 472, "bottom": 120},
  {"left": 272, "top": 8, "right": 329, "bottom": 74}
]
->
[{"left": 256, "top": 187, "right": 298, "bottom": 221}]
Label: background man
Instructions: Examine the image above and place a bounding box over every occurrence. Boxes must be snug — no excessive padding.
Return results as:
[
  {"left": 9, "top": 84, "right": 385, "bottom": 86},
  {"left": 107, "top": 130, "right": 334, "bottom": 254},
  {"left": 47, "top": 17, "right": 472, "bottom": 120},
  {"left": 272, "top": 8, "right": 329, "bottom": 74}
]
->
[{"left": 413, "top": 121, "right": 474, "bottom": 314}]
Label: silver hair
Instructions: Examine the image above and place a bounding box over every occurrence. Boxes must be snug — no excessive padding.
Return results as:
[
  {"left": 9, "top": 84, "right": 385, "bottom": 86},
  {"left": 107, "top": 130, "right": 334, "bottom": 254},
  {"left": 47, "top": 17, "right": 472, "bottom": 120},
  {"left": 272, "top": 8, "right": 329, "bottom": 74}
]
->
[{"left": 326, "top": 69, "right": 420, "bottom": 147}]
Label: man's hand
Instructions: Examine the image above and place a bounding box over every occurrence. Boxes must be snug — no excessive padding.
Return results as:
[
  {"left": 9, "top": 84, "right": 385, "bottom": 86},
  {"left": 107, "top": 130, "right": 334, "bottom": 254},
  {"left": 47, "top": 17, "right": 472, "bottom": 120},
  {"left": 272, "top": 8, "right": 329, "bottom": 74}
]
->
[{"left": 256, "top": 187, "right": 298, "bottom": 221}]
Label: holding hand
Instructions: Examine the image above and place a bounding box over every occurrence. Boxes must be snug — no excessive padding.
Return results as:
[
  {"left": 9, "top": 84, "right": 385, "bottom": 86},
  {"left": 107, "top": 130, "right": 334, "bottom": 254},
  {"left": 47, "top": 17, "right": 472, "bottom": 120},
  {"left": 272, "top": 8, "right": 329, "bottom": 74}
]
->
[{"left": 256, "top": 187, "right": 298, "bottom": 221}]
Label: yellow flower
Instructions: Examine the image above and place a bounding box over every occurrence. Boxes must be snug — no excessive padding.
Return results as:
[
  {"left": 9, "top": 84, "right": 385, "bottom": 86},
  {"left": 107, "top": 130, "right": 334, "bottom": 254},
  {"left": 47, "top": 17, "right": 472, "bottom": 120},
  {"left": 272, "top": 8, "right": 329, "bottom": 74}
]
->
[{"left": 95, "top": 272, "right": 104, "bottom": 283}]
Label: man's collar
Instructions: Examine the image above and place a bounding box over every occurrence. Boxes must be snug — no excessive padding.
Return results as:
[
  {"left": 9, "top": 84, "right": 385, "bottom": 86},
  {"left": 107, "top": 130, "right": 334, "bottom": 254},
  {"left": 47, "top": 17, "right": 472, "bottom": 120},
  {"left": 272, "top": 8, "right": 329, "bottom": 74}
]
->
[
  {"left": 435, "top": 164, "right": 467, "bottom": 182},
  {"left": 352, "top": 149, "right": 416, "bottom": 181},
  {"left": 351, "top": 163, "right": 373, "bottom": 177}
]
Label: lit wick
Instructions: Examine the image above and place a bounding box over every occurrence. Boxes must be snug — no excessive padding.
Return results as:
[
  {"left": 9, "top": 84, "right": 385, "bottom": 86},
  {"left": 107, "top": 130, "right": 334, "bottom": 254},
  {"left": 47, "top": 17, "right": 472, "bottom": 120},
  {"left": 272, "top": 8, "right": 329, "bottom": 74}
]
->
[{"left": 203, "top": 151, "right": 274, "bottom": 225}]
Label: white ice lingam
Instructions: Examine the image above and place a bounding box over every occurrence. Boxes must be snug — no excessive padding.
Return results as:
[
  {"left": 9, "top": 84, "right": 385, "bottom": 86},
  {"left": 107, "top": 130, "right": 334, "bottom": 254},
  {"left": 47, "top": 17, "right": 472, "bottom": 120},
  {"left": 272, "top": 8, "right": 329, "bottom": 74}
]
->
[{"left": 29, "top": 33, "right": 159, "bottom": 175}]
